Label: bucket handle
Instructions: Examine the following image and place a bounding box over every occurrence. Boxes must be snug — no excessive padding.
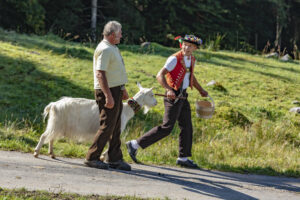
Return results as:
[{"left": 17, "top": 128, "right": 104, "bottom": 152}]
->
[{"left": 208, "top": 95, "right": 215, "bottom": 109}]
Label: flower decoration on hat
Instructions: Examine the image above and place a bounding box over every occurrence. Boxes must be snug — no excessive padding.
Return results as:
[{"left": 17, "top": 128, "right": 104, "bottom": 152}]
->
[
  {"left": 174, "top": 35, "right": 202, "bottom": 48},
  {"left": 174, "top": 36, "right": 183, "bottom": 48}
]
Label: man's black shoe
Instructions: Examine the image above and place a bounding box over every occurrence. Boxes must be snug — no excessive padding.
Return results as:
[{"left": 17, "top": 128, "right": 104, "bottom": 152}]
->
[
  {"left": 109, "top": 160, "right": 131, "bottom": 171},
  {"left": 84, "top": 159, "right": 109, "bottom": 169},
  {"left": 126, "top": 141, "right": 138, "bottom": 163},
  {"left": 176, "top": 159, "right": 199, "bottom": 169}
]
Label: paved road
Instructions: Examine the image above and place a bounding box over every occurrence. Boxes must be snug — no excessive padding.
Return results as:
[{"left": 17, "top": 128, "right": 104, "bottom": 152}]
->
[{"left": 0, "top": 150, "right": 299, "bottom": 200}]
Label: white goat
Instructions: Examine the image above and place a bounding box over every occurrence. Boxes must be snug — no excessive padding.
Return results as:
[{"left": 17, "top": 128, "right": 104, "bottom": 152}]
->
[{"left": 33, "top": 83, "right": 157, "bottom": 159}]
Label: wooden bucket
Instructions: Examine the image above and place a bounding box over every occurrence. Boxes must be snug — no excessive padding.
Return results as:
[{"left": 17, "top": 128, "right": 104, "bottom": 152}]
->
[{"left": 195, "top": 95, "right": 215, "bottom": 119}]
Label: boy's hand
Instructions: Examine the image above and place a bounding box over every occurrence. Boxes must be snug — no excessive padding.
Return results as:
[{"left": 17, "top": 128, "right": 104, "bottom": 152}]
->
[
  {"left": 166, "top": 89, "right": 176, "bottom": 99},
  {"left": 200, "top": 89, "right": 208, "bottom": 97}
]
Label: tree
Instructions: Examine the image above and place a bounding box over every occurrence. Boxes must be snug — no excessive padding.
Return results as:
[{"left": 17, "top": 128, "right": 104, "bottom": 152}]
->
[
  {"left": 40, "top": 0, "right": 84, "bottom": 39},
  {"left": 91, "top": 0, "right": 98, "bottom": 42},
  {"left": 0, "top": 0, "right": 45, "bottom": 34},
  {"left": 269, "top": 0, "right": 290, "bottom": 48},
  {"left": 289, "top": 0, "right": 300, "bottom": 46}
]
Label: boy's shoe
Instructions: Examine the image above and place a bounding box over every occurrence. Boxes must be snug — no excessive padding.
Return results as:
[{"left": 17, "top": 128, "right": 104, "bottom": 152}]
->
[
  {"left": 109, "top": 160, "right": 131, "bottom": 171},
  {"left": 176, "top": 159, "right": 199, "bottom": 169},
  {"left": 126, "top": 141, "right": 138, "bottom": 163},
  {"left": 84, "top": 159, "right": 109, "bottom": 169}
]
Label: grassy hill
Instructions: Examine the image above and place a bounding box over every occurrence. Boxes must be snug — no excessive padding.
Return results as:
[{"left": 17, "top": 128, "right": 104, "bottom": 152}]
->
[{"left": 0, "top": 28, "right": 299, "bottom": 177}]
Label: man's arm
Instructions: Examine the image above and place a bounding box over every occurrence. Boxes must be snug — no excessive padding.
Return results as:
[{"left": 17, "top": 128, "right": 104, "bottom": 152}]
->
[
  {"left": 192, "top": 74, "right": 208, "bottom": 97},
  {"left": 122, "top": 88, "right": 129, "bottom": 100},
  {"left": 96, "top": 70, "right": 114, "bottom": 108},
  {"left": 156, "top": 68, "right": 176, "bottom": 99}
]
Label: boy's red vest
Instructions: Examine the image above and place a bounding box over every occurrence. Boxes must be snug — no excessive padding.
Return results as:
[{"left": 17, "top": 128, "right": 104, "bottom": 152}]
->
[{"left": 166, "top": 51, "right": 195, "bottom": 91}]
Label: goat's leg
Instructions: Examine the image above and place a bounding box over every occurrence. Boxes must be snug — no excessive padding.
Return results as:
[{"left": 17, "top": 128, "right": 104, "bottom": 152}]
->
[
  {"left": 100, "top": 149, "right": 109, "bottom": 162},
  {"left": 34, "top": 133, "right": 47, "bottom": 158},
  {"left": 100, "top": 142, "right": 110, "bottom": 162},
  {"left": 49, "top": 139, "right": 56, "bottom": 159}
]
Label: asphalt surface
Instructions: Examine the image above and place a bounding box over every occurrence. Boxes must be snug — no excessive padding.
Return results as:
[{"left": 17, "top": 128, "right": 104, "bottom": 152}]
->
[{"left": 0, "top": 150, "right": 299, "bottom": 199}]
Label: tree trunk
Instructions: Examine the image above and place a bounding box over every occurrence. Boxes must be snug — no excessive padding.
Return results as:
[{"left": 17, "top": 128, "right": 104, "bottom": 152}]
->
[
  {"left": 293, "top": 20, "right": 299, "bottom": 60},
  {"left": 91, "top": 0, "right": 98, "bottom": 42},
  {"left": 255, "top": 33, "right": 258, "bottom": 50},
  {"left": 274, "top": 13, "right": 283, "bottom": 48},
  {"left": 293, "top": 20, "right": 299, "bottom": 46}
]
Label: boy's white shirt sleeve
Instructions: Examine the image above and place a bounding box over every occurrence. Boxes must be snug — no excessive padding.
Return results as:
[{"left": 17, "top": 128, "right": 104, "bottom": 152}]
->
[{"left": 163, "top": 56, "right": 177, "bottom": 71}]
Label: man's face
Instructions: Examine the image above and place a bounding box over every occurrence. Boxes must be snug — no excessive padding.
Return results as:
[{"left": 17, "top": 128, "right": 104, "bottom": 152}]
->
[
  {"left": 112, "top": 29, "right": 122, "bottom": 45},
  {"left": 181, "top": 41, "right": 197, "bottom": 56}
]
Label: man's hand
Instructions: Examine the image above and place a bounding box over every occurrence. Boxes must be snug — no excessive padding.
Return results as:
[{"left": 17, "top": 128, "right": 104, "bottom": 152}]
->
[
  {"left": 122, "top": 88, "right": 129, "bottom": 100},
  {"left": 166, "top": 89, "right": 176, "bottom": 99},
  {"left": 96, "top": 70, "right": 115, "bottom": 108},
  {"left": 200, "top": 89, "right": 208, "bottom": 97},
  {"left": 105, "top": 95, "right": 115, "bottom": 109}
]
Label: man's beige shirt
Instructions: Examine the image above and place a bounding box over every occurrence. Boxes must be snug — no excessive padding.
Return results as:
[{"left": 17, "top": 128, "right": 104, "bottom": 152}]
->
[{"left": 93, "top": 39, "right": 128, "bottom": 89}]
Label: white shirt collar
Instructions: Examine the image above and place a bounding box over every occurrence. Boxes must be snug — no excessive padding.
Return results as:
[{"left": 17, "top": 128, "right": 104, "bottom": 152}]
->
[
  {"left": 184, "top": 55, "right": 191, "bottom": 60},
  {"left": 103, "top": 39, "right": 116, "bottom": 48}
]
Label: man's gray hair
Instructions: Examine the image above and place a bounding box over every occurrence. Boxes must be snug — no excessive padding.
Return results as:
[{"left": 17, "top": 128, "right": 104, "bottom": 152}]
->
[{"left": 102, "top": 21, "right": 122, "bottom": 36}]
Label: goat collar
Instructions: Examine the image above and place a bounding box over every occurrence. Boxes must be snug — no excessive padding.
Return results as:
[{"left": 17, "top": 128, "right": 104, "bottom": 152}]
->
[{"left": 127, "top": 98, "right": 141, "bottom": 113}]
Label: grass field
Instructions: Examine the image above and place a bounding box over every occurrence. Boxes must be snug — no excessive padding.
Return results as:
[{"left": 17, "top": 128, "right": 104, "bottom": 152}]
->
[
  {"left": 0, "top": 187, "right": 155, "bottom": 200},
  {"left": 0, "top": 28, "right": 299, "bottom": 177}
]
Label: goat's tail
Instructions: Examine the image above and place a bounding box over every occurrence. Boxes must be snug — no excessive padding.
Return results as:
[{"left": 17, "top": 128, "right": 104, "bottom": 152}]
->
[{"left": 43, "top": 103, "right": 54, "bottom": 122}]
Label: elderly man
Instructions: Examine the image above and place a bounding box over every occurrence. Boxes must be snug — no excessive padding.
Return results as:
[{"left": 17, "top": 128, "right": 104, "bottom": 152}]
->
[
  {"left": 126, "top": 35, "right": 208, "bottom": 168},
  {"left": 85, "top": 21, "right": 131, "bottom": 171}
]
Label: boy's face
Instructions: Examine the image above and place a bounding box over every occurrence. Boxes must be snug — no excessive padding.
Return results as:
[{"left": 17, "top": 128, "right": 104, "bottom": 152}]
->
[{"left": 181, "top": 41, "right": 197, "bottom": 56}]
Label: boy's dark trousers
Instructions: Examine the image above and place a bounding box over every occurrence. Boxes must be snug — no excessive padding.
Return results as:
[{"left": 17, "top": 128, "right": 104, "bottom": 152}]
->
[{"left": 137, "top": 90, "right": 193, "bottom": 157}]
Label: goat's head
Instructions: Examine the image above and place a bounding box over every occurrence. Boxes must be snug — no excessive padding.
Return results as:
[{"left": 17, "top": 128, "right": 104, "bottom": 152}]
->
[{"left": 135, "top": 82, "right": 157, "bottom": 113}]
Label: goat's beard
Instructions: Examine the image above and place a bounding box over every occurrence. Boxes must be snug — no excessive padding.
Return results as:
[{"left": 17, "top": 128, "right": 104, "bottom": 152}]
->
[{"left": 144, "top": 106, "right": 150, "bottom": 114}]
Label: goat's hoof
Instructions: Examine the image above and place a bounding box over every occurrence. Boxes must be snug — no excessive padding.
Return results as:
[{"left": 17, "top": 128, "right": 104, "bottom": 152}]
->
[
  {"left": 33, "top": 151, "right": 39, "bottom": 158},
  {"left": 99, "top": 155, "right": 105, "bottom": 162}
]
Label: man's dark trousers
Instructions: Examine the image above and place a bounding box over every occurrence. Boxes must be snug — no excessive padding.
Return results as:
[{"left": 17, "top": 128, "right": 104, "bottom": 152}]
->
[{"left": 86, "top": 86, "right": 123, "bottom": 162}]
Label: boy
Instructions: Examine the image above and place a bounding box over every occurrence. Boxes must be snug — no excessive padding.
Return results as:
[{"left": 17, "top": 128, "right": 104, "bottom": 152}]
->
[{"left": 126, "top": 35, "right": 208, "bottom": 168}]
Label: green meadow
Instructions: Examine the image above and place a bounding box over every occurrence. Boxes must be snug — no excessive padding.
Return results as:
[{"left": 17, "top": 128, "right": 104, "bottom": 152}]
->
[
  {"left": 0, "top": 29, "right": 299, "bottom": 177},
  {"left": 0, "top": 187, "right": 152, "bottom": 200}
]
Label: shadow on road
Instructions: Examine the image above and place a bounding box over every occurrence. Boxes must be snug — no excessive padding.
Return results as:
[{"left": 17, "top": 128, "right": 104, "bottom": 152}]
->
[
  {"left": 36, "top": 156, "right": 86, "bottom": 168},
  {"left": 37, "top": 156, "right": 300, "bottom": 199},
  {"left": 147, "top": 164, "right": 300, "bottom": 192},
  {"left": 125, "top": 166, "right": 258, "bottom": 200}
]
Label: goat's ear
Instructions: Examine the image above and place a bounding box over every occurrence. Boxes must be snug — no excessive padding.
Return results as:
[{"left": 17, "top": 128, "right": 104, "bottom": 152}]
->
[
  {"left": 137, "top": 82, "right": 143, "bottom": 90},
  {"left": 150, "top": 87, "right": 154, "bottom": 91}
]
